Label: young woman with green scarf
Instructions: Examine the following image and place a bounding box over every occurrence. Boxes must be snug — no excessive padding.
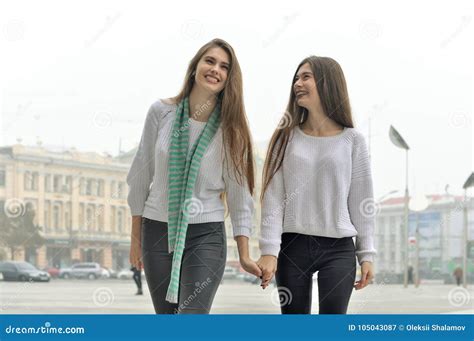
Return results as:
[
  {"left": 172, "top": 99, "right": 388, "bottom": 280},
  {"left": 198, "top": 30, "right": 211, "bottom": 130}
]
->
[{"left": 127, "top": 38, "right": 260, "bottom": 314}]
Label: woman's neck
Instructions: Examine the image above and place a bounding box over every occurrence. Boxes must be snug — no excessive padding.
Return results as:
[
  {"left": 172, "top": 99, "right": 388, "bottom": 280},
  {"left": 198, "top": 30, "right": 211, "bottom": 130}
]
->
[
  {"left": 302, "top": 106, "right": 343, "bottom": 136},
  {"left": 189, "top": 87, "right": 217, "bottom": 122}
]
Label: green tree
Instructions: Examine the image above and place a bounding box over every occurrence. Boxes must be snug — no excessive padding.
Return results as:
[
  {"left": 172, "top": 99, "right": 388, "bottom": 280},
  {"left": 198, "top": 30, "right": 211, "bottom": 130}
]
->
[{"left": 0, "top": 202, "right": 45, "bottom": 260}]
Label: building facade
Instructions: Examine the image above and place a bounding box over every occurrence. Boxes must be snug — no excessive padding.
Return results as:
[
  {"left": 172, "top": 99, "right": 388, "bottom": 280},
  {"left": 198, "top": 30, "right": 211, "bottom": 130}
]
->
[
  {"left": 0, "top": 144, "right": 131, "bottom": 270},
  {"left": 0, "top": 143, "right": 265, "bottom": 270},
  {"left": 375, "top": 195, "right": 474, "bottom": 279}
]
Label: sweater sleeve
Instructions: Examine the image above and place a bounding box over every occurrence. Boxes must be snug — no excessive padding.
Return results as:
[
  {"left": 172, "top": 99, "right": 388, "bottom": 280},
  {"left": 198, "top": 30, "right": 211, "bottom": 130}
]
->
[
  {"left": 126, "top": 103, "right": 159, "bottom": 216},
  {"left": 348, "top": 133, "right": 377, "bottom": 265},
  {"left": 223, "top": 160, "right": 255, "bottom": 238},
  {"left": 259, "top": 163, "right": 285, "bottom": 257}
]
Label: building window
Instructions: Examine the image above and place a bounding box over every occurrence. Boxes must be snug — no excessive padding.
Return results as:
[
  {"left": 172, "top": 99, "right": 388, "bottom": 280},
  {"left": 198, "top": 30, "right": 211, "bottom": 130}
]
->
[
  {"left": 98, "top": 180, "right": 104, "bottom": 197},
  {"left": 44, "top": 174, "right": 51, "bottom": 192},
  {"left": 24, "top": 171, "right": 32, "bottom": 190},
  {"left": 118, "top": 182, "right": 125, "bottom": 199},
  {"left": 65, "top": 202, "right": 72, "bottom": 229},
  {"left": 53, "top": 204, "right": 61, "bottom": 230},
  {"left": 79, "top": 178, "right": 86, "bottom": 195},
  {"left": 65, "top": 176, "right": 72, "bottom": 193},
  {"left": 32, "top": 172, "right": 39, "bottom": 190},
  {"left": 98, "top": 205, "right": 104, "bottom": 231},
  {"left": 110, "top": 206, "right": 116, "bottom": 232},
  {"left": 117, "top": 209, "right": 124, "bottom": 233},
  {"left": 79, "top": 203, "right": 85, "bottom": 230},
  {"left": 86, "top": 206, "right": 93, "bottom": 231},
  {"left": 111, "top": 181, "right": 117, "bottom": 199},
  {"left": 53, "top": 175, "right": 63, "bottom": 193},
  {"left": 0, "top": 170, "right": 5, "bottom": 187},
  {"left": 86, "top": 179, "right": 92, "bottom": 196},
  {"left": 90, "top": 179, "right": 98, "bottom": 196},
  {"left": 44, "top": 201, "right": 51, "bottom": 231}
]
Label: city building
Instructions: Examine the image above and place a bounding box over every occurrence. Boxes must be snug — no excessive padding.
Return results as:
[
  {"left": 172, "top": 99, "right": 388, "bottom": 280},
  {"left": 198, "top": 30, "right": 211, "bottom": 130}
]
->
[
  {"left": 0, "top": 142, "right": 265, "bottom": 271},
  {"left": 375, "top": 194, "right": 474, "bottom": 279},
  {"left": 0, "top": 144, "right": 131, "bottom": 270}
]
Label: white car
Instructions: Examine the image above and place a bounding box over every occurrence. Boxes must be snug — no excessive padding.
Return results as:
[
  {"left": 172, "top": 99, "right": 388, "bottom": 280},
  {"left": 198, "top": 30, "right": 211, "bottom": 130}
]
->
[{"left": 117, "top": 268, "right": 134, "bottom": 280}]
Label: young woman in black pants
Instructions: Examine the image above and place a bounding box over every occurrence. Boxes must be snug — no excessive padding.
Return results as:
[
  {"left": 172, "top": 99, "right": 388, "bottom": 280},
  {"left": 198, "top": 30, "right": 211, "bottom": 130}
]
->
[{"left": 257, "top": 56, "right": 376, "bottom": 314}]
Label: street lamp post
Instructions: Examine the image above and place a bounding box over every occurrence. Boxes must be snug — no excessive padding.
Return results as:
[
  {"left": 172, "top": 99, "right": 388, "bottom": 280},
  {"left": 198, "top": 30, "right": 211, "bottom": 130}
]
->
[
  {"left": 389, "top": 125, "right": 410, "bottom": 288},
  {"left": 462, "top": 172, "right": 474, "bottom": 288},
  {"left": 409, "top": 194, "right": 429, "bottom": 287}
]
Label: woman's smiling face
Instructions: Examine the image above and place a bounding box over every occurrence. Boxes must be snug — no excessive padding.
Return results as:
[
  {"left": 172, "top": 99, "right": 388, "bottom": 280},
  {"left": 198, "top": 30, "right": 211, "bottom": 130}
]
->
[
  {"left": 293, "top": 62, "right": 320, "bottom": 110},
  {"left": 194, "top": 47, "right": 230, "bottom": 95}
]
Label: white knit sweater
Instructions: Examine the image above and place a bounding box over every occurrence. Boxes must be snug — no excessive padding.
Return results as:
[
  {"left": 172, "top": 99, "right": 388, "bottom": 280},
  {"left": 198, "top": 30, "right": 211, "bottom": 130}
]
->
[
  {"left": 259, "top": 126, "right": 377, "bottom": 264},
  {"left": 126, "top": 99, "right": 254, "bottom": 238}
]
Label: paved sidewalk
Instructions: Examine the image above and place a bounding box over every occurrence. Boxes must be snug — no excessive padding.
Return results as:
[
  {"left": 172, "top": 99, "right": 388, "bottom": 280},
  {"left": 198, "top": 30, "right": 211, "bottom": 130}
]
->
[{"left": 1, "top": 279, "right": 472, "bottom": 314}]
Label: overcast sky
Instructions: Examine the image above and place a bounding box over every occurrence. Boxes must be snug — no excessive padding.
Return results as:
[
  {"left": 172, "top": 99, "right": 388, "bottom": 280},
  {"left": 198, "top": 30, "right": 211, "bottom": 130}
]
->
[{"left": 1, "top": 0, "right": 472, "bottom": 198}]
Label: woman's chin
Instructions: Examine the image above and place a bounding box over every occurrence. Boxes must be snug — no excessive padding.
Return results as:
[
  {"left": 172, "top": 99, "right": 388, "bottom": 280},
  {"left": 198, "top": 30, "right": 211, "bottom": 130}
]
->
[{"left": 196, "top": 81, "right": 222, "bottom": 96}]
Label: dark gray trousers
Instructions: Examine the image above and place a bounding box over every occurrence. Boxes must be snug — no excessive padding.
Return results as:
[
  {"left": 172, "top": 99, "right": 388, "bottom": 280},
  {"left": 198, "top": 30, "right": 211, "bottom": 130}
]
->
[{"left": 141, "top": 218, "right": 226, "bottom": 314}]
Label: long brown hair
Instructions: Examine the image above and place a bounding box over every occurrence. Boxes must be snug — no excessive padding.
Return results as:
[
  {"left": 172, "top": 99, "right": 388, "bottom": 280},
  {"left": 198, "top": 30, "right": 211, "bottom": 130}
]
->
[
  {"left": 171, "top": 38, "right": 254, "bottom": 195},
  {"left": 261, "top": 56, "right": 354, "bottom": 201}
]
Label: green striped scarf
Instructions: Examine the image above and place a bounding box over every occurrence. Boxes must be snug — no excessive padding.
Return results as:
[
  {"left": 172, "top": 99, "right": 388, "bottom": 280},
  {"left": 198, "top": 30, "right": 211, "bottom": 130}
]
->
[{"left": 166, "top": 96, "right": 221, "bottom": 304}]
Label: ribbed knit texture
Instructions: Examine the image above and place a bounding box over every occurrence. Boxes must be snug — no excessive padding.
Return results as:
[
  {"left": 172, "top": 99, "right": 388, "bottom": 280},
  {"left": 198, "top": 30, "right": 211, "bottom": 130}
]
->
[
  {"left": 259, "top": 126, "right": 377, "bottom": 265},
  {"left": 126, "top": 99, "right": 254, "bottom": 239}
]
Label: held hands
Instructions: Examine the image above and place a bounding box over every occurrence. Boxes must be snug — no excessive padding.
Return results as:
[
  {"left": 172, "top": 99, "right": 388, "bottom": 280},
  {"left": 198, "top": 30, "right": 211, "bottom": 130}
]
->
[
  {"left": 256, "top": 255, "right": 277, "bottom": 289},
  {"left": 354, "top": 261, "right": 374, "bottom": 290},
  {"left": 239, "top": 256, "right": 262, "bottom": 278}
]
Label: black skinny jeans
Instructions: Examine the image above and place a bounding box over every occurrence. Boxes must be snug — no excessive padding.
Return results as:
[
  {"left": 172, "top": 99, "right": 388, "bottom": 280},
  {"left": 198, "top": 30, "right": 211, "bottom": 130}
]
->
[
  {"left": 275, "top": 232, "right": 357, "bottom": 314},
  {"left": 141, "top": 218, "right": 226, "bottom": 314}
]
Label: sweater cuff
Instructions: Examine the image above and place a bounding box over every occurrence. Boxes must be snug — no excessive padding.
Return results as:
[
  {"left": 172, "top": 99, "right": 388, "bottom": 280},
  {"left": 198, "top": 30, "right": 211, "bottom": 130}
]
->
[
  {"left": 259, "top": 243, "right": 280, "bottom": 258},
  {"left": 356, "top": 251, "right": 376, "bottom": 265},
  {"left": 129, "top": 206, "right": 144, "bottom": 217},
  {"left": 233, "top": 226, "right": 251, "bottom": 238}
]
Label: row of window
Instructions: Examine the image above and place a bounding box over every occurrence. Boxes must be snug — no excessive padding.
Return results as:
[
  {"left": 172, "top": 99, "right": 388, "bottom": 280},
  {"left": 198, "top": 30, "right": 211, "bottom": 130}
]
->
[
  {"left": 43, "top": 201, "right": 129, "bottom": 234},
  {"left": 21, "top": 172, "right": 126, "bottom": 199}
]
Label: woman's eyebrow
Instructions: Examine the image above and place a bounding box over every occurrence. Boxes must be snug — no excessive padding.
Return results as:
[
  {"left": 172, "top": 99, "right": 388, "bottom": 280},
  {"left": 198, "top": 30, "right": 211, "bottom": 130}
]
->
[
  {"left": 296, "top": 71, "right": 313, "bottom": 77},
  {"left": 204, "top": 55, "right": 229, "bottom": 67}
]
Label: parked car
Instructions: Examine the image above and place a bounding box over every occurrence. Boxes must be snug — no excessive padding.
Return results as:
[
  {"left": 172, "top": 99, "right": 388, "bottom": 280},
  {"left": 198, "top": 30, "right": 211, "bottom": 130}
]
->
[
  {"left": 223, "top": 266, "right": 238, "bottom": 280},
  {"left": 117, "top": 268, "right": 134, "bottom": 280},
  {"left": 0, "top": 261, "right": 50, "bottom": 282},
  {"left": 59, "top": 262, "right": 108, "bottom": 280},
  {"left": 42, "top": 266, "right": 60, "bottom": 278},
  {"left": 103, "top": 267, "right": 117, "bottom": 279}
]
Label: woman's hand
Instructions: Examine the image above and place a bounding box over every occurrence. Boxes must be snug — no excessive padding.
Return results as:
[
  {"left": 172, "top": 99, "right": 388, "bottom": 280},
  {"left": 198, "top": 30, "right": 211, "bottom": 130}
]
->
[
  {"left": 240, "top": 256, "right": 263, "bottom": 278},
  {"left": 256, "top": 255, "right": 277, "bottom": 289},
  {"left": 354, "top": 261, "right": 374, "bottom": 290},
  {"left": 235, "top": 236, "right": 262, "bottom": 279},
  {"left": 129, "top": 216, "right": 143, "bottom": 270}
]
